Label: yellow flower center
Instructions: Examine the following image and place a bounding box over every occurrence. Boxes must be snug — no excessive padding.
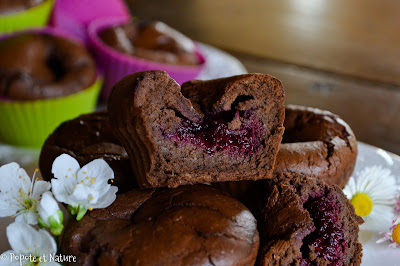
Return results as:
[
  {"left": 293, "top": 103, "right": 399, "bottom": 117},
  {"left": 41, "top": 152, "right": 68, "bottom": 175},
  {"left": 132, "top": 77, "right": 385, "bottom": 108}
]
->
[
  {"left": 392, "top": 224, "right": 400, "bottom": 244},
  {"left": 350, "top": 193, "right": 373, "bottom": 217}
]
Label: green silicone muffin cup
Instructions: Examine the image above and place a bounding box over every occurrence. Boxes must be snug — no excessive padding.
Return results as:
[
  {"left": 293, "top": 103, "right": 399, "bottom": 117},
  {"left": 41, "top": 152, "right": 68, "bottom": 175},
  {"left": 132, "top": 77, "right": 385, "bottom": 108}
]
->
[
  {"left": 0, "top": 78, "right": 102, "bottom": 148},
  {"left": 0, "top": 0, "right": 54, "bottom": 34}
]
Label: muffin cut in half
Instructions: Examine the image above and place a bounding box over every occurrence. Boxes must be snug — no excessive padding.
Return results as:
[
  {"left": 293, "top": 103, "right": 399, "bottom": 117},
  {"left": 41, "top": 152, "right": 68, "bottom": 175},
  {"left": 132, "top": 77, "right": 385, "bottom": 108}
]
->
[
  {"left": 108, "top": 70, "right": 285, "bottom": 188},
  {"left": 255, "top": 172, "right": 363, "bottom": 265}
]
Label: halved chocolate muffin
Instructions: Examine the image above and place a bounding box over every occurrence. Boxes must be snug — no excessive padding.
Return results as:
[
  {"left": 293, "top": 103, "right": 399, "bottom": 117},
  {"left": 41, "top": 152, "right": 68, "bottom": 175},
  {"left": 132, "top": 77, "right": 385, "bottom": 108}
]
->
[
  {"left": 60, "top": 184, "right": 260, "bottom": 265},
  {"left": 108, "top": 70, "right": 285, "bottom": 188},
  {"left": 39, "top": 111, "right": 136, "bottom": 192},
  {"left": 254, "top": 172, "right": 363, "bottom": 265}
]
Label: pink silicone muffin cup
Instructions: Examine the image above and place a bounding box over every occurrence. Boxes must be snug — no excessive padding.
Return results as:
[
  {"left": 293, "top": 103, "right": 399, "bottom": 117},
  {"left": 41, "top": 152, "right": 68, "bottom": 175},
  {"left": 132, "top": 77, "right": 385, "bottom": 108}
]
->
[
  {"left": 50, "top": 0, "right": 130, "bottom": 45},
  {"left": 88, "top": 17, "right": 206, "bottom": 99}
]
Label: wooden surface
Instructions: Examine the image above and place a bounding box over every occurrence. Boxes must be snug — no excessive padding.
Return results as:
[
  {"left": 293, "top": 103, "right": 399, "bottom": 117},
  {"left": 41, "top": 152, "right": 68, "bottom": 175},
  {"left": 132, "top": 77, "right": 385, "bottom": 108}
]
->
[
  {"left": 235, "top": 53, "right": 400, "bottom": 154},
  {"left": 127, "top": 0, "right": 400, "bottom": 155}
]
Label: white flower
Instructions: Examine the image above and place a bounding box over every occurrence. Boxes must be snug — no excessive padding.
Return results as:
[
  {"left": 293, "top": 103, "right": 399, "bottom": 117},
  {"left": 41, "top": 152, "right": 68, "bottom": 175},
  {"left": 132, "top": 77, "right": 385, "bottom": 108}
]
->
[
  {"left": 37, "top": 192, "right": 64, "bottom": 236},
  {"left": 51, "top": 154, "right": 118, "bottom": 220},
  {"left": 376, "top": 217, "right": 400, "bottom": 248},
  {"left": 0, "top": 222, "right": 60, "bottom": 266},
  {"left": 343, "top": 165, "right": 397, "bottom": 231},
  {"left": 0, "top": 163, "right": 51, "bottom": 224}
]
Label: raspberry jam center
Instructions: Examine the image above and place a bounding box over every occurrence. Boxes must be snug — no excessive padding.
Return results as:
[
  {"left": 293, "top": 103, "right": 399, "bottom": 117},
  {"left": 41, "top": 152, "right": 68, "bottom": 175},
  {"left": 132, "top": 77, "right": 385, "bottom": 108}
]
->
[
  {"left": 301, "top": 191, "right": 347, "bottom": 266},
  {"left": 165, "top": 110, "right": 264, "bottom": 156}
]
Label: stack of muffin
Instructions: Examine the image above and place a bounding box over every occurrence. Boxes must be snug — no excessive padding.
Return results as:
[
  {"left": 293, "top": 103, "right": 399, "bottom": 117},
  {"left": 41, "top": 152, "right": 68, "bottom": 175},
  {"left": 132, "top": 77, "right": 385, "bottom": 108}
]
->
[
  {"left": 0, "top": 0, "right": 205, "bottom": 148},
  {"left": 38, "top": 70, "right": 363, "bottom": 265},
  {"left": 1, "top": 1, "right": 363, "bottom": 264}
]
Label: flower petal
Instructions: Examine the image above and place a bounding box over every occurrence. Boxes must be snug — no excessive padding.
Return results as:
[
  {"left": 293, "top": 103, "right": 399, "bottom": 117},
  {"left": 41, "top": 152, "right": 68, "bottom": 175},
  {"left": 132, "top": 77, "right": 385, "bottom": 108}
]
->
[
  {"left": 78, "top": 159, "right": 114, "bottom": 188},
  {"left": 15, "top": 210, "right": 38, "bottom": 225},
  {"left": 0, "top": 194, "right": 19, "bottom": 217},
  {"left": 6, "top": 222, "right": 57, "bottom": 255},
  {"left": 342, "top": 177, "right": 356, "bottom": 199},
  {"left": 31, "top": 180, "right": 51, "bottom": 200},
  {"left": 51, "top": 179, "right": 71, "bottom": 205},
  {"left": 361, "top": 205, "right": 395, "bottom": 232},
  {"left": 7, "top": 222, "right": 38, "bottom": 253},
  {"left": 0, "top": 250, "right": 20, "bottom": 265},
  {"left": 91, "top": 186, "right": 118, "bottom": 209},
  {"left": 51, "top": 154, "right": 80, "bottom": 180},
  {"left": 358, "top": 166, "right": 396, "bottom": 200},
  {"left": 36, "top": 229, "right": 58, "bottom": 254},
  {"left": 0, "top": 163, "right": 20, "bottom": 192},
  {"left": 0, "top": 163, "right": 30, "bottom": 194},
  {"left": 70, "top": 184, "right": 98, "bottom": 205}
]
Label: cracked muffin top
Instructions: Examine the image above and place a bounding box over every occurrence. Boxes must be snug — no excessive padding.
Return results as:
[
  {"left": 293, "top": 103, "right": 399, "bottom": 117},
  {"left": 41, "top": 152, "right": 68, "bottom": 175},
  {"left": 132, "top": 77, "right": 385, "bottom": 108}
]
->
[
  {"left": 274, "top": 105, "right": 357, "bottom": 188},
  {"left": 39, "top": 111, "right": 136, "bottom": 193},
  {"left": 60, "top": 184, "right": 260, "bottom": 265},
  {"left": 0, "top": 32, "right": 96, "bottom": 100},
  {"left": 99, "top": 20, "right": 200, "bottom": 66}
]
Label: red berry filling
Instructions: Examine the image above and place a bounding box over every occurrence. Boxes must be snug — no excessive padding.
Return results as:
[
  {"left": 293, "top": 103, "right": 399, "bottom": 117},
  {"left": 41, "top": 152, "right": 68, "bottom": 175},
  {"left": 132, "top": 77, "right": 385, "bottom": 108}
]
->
[
  {"left": 164, "top": 110, "right": 264, "bottom": 156},
  {"left": 300, "top": 189, "right": 347, "bottom": 265}
]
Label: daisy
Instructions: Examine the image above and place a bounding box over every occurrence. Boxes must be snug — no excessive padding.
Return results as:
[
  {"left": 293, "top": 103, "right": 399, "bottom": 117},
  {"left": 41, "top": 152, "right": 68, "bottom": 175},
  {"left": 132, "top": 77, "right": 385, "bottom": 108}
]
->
[
  {"left": 376, "top": 217, "right": 400, "bottom": 248},
  {"left": 51, "top": 154, "right": 118, "bottom": 220},
  {"left": 343, "top": 165, "right": 397, "bottom": 231},
  {"left": 0, "top": 222, "right": 60, "bottom": 266},
  {"left": 0, "top": 163, "right": 51, "bottom": 224}
]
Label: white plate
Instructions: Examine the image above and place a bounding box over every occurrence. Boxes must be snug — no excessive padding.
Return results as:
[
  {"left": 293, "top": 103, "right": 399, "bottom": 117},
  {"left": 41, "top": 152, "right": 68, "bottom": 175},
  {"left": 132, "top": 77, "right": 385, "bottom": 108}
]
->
[
  {"left": 355, "top": 143, "right": 400, "bottom": 266},
  {"left": 196, "top": 42, "right": 248, "bottom": 80},
  {"left": 0, "top": 142, "right": 399, "bottom": 265}
]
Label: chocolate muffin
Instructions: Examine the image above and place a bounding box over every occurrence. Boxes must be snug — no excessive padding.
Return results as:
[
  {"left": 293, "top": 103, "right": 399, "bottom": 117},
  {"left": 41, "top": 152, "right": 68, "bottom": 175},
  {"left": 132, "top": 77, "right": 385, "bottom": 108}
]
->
[
  {"left": 108, "top": 70, "right": 285, "bottom": 188},
  {"left": 274, "top": 105, "right": 358, "bottom": 188},
  {"left": 60, "top": 184, "right": 260, "bottom": 265},
  {"left": 99, "top": 20, "right": 199, "bottom": 66},
  {"left": 39, "top": 111, "right": 136, "bottom": 191},
  {"left": 253, "top": 172, "right": 363, "bottom": 265},
  {"left": 0, "top": 32, "right": 96, "bottom": 100},
  {"left": 0, "top": 0, "right": 44, "bottom": 15}
]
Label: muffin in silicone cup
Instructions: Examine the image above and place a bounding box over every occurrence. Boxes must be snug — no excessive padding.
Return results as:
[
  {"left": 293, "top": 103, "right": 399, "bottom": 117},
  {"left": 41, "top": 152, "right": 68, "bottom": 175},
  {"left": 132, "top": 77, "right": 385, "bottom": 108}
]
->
[
  {"left": 50, "top": 0, "right": 130, "bottom": 46},
  {"left": 88, "top": 17, "right": 206, "bottom": 99},
  {"left": 0, "top": 28, "right": 102, "bottom": 148},
  {"left": 0, "top": 0, "right": 54, "bottom": 34}
]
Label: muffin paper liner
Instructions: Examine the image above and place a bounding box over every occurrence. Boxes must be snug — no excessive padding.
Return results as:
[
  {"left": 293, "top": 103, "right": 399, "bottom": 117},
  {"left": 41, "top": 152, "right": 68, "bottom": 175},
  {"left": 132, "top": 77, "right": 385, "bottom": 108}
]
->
[
  {"left": 0, "top": 0, "right": 54, "bottom": 34},
  {"left": 0, "top": 78, "right": 102, "bottom": 148},
  {"left": 88, "top": 17, "right": 206, "bottom": 99},
  {"left": 50, "top": 0, "right": 130, "bottom": 45}
]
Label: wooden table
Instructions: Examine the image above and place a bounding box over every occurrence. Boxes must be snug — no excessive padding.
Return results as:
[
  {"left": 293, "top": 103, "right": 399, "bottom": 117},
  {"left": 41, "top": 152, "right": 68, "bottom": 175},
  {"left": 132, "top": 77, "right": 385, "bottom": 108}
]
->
[{"left": 127, "top": 0, "right": 400, "bottom": 155}]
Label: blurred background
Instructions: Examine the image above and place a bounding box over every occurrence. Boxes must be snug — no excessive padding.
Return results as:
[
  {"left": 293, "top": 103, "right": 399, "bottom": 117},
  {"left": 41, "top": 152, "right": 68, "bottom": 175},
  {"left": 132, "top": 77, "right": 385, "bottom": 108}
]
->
[{"left": 126, "top": 0, "right": 400, "bottom": 155}]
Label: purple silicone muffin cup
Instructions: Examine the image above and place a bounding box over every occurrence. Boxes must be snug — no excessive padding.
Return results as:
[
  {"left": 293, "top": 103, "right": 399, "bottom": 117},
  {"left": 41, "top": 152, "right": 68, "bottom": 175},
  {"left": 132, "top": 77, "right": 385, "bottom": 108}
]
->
[{"left": 88, "top": 17, "right": 207, "bottom": 99}]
